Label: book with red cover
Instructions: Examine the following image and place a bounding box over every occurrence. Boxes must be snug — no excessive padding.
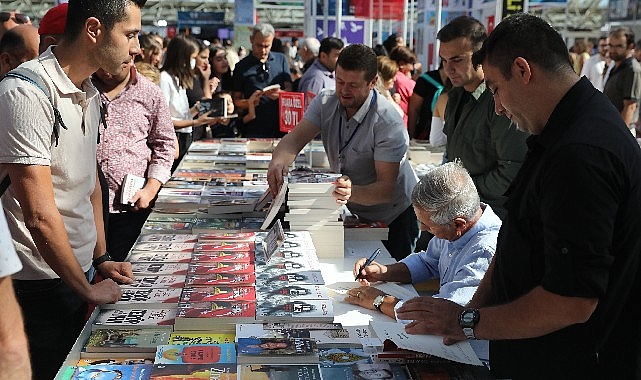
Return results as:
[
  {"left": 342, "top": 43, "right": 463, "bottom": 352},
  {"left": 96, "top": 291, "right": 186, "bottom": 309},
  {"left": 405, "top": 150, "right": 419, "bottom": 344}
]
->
[
  {"left": 194, "top": 241, "right": 254, "bottom": 252},
  {"left": 180, "top": 286, "right": 256, "bottom": 303},
  {"left": 184, "top": 272, "right": 256, "bottom": 286},
  {"left": 197, "top": 232, "right": 255, "bottom": 242},
  {"left": 187, "top": 262, "right": 255, "bottom": 275},
  {"left": 175, "top": 301, "right": 256, "bottom": 330}
]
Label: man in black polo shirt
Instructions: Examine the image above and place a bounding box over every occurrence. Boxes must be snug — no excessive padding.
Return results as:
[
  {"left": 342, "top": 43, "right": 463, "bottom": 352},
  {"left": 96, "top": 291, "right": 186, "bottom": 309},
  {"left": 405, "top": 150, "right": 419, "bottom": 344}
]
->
[
  {"left": 232, "top": 23, "right": 292, "bottom": 138},
  {"left": 395, "top": 14, "right": 641, "bottom": 379},
  {"left": 603, "top": 26, "right": 641, "bottom": 136}
]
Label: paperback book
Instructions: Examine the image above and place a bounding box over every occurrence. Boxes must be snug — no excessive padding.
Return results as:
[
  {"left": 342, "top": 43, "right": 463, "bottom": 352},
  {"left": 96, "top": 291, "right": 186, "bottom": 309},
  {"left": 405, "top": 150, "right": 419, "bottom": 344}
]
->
[
  {"left": 93, "top": 308, "right": 176, "bottom": 329},
  {"left": 187, "top": 262, "right": 255, "bottom": 275},
  {"left": 76, "top": 358, "right": 154, "bottom": 366},
  {"left": 179, "top": 286, "right": 257, "bottom": 302},
  {"left": 255, "top": 270, "right": 325, "bottom": 286},
  {"left": 190, "top": 251, "right": 253, "bottom": 263},
  {"left": 119, "top": 275, "right": 186, "bottom": 289},
  {"left": 194, "top": 241, "right": 254, "bottom": 252},
  {"left": 320, "top": 363, "right": 410, "bottom": 380},
  {"left": 197, "top": 231, "right": 255, "bottom": 242},
  {"left": 255, "top": 299, "right": 333, "bottom": 322},
  {"left": 131, "top": 262, "right": 189, "bottom": 276},
  {"left": 84, "top": 328, "right": 170, "bottom": 353},
  {"left": 237, "top": 364, "right": 322, "bottom": 380},
  {"left": 168, "top": 332, "right": 235, "bottom": 345},
  {"left": 104, "top": 288, "right": 182, "bottom": 309},
  {"left": 176, "top": 300, "right": 256, "bottom": 329},
  {"left": 120, "top": 174, "right": 146, "bottom": 205},
  {"left": 154, "top": 344, "right": 236, "bottom": 364},
  {"left": 237, "top": 337, "right": 319, "bottom": 364},
  {"left": 71, "top": 364, "right": 152, "bottom": 379},
  {"left": 255, "top": 284, "right": 329, "bottom": 301},
  {"left": 184, "top": 272, "right": 256, "bottom": 286},
  {"left": 131, "top": 242, "right": 196, "bottom": 252},
  {"left": 127, "top": 251, "right": 193, "bottom": 263},
  {"left": 135, "top": 234, "right": 198, "bottom": 244},
  {"left": 150, "top": 363, "right": 236, "bottom": 380}
]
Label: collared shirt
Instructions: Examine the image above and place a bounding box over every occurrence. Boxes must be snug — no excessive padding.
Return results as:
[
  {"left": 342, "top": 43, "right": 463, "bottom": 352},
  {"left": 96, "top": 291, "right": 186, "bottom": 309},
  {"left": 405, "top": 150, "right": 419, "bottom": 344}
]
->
[
  {"left": 400, "top": 204, "right": 501, "bottom": 306},
  {"left": 298, "top": 59, "right": 335, "bottom": 96},
  {"left": 603, "top": 56, "right": 641, "bottom": 125},
  {"left": 0, "top": 47, "right": 101, "bottom": 279},
  {"left": 304, "top": 88, "right": 417, "bottom": 224},
  {"left": 580, "top": 53, "right": 610, "bottom": 91},
  {"left": 232, "top": 51, "right": 291, "bottom": 137},
  {"left": 159, "top": 70, "right": 192, "bottom": 133},
  {"left": 94, "top": 67, "right": 176, "bottom": 213},
  {"left": 490, "top": 77, "right": 641, "bottom": 378},
  {"left": 443, "top": 82, "right": 528, "bottom": 219}
]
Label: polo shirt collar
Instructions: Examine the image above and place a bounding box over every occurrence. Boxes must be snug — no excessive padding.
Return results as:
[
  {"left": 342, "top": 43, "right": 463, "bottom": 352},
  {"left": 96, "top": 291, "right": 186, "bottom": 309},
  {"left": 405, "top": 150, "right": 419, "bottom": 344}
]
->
[
  {"left": 471, "top": 81, "right": 486, "bottom": 100},
  {"left": 348, "top": 90, "right": 376, "bottom": 124},
  {"left": 39, "top": 46, "right": 98, "bottom": 99}
]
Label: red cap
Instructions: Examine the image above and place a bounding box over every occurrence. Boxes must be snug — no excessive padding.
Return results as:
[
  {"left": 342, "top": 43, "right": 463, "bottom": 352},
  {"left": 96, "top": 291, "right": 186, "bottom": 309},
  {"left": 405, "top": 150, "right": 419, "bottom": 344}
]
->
[{"left": 38, "top": 3, "right": 68, "bottom": 36}]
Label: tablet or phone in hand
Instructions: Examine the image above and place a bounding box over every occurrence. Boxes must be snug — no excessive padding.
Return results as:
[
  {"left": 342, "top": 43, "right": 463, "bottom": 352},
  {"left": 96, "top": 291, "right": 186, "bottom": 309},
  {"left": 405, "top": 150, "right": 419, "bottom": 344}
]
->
[
  {"left": 199, "top": 98, "right": 227, "bottom": 117},
  {"left": 262, "top": 84, "right": 280, "bottom": 92}
]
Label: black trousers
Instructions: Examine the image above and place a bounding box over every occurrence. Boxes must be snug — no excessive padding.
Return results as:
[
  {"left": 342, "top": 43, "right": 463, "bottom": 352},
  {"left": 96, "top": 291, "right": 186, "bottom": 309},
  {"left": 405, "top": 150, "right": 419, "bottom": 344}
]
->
[
  {"left": 107, "top": 210, "right": 151, "bottom": 262},
  {"left": 14, "top": 277, "right": 87, "bottom": 380},
  {"left": 172, "top": 132, "right": 192, "bottom": 172}
]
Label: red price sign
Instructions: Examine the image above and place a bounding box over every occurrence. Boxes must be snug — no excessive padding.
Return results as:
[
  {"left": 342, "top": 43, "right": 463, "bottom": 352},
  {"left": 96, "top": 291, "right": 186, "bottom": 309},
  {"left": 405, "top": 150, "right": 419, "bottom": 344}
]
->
[{"left": 279, "top": 91, "right": 305, "bottom": 133}]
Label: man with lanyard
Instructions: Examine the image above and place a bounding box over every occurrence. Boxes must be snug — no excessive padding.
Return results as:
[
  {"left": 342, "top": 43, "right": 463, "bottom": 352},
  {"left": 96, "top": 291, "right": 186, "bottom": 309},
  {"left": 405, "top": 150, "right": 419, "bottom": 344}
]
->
[
  {"left": 267, "top": 44, "right": 418, "bottom": 261},
  {"left": 232, "top": 23, "right": 292, "bottom": 138}
]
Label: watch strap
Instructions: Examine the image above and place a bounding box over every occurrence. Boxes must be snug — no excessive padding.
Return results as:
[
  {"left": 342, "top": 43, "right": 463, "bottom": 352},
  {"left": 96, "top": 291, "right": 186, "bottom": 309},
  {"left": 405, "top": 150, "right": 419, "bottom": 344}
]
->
[
  {"left": 373, "top": 294, "right": 386, "bottom": 312},
  {"left": 92, "top": 252, "right": 113, "bottom": 268}
]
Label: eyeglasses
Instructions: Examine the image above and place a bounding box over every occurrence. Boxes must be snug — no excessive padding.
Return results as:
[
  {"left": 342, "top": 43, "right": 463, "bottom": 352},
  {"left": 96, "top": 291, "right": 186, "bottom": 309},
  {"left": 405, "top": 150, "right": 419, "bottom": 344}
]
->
[
  {"left": 257, "top": 63, "right": 269, "bottom": 82},
  {"left": 0, "top": 12, "right": 30, "bottom": 24}
]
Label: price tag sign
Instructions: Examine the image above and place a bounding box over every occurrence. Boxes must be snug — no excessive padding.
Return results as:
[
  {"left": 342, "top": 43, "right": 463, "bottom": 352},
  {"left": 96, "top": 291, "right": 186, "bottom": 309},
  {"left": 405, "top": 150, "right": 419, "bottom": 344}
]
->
[{"left": 279, "top": 91, "right": 305, "bottom": 133}]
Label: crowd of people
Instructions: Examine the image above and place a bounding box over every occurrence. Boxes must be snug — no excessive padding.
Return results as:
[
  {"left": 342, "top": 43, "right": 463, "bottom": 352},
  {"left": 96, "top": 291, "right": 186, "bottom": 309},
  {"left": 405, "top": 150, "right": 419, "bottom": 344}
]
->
[{"left": 1, "top": 1, "right": 641, "bottom": 379}]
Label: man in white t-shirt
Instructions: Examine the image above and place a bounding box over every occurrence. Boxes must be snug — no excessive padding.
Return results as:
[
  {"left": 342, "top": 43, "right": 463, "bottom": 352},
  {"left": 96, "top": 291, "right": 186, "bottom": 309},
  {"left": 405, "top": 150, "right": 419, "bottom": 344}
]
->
[{"left": 0, "top": 212, "right": 30, "bottom": 378}]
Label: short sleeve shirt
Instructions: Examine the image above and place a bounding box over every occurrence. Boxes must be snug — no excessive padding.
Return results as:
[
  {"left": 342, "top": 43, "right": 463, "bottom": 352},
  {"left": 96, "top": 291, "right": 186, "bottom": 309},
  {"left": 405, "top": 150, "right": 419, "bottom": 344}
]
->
[
  {"left": 304, "top": 89, "right": 417, "bottom": 223},
  {"left": 603, "top": 57, "right": 641, "bottom": 125},
  {"left": 0, "top": 47, "right": 101, "bottom": 279}
]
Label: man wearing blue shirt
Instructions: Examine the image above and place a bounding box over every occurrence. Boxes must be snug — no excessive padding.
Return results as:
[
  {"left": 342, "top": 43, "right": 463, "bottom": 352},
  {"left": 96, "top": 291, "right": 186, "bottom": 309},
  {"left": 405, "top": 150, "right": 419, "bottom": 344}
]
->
[{"left": 347, "top": 162, "right": 501, "bottom": 313}]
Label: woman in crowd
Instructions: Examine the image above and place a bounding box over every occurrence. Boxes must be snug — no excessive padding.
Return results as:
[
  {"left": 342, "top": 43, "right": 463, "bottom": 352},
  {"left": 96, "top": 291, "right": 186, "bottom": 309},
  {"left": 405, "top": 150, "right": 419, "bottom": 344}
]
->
[
  {"left": 186, "top": 38, "right": 213, "bottom": 140},
  {"left": 209, "top": 45, "right": 234, "bottom": 94},
  {"left": 137, "top": 33, "right": 163, "bottom": 68},
  {"left": 159, "top": 34, "right": 216, "bottom": 170},
  {"left": 388, "top": 45, "right": 417, "bottom": 128},
  {"left": 375, "top": 56, "right": 404, "bottom": 117}
]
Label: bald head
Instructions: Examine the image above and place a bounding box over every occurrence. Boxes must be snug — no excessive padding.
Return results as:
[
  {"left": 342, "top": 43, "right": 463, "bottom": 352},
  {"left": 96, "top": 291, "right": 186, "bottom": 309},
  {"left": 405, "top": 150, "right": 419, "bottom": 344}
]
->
[{"left": 0, "top": 24, "right": 39, "bottom": 75}]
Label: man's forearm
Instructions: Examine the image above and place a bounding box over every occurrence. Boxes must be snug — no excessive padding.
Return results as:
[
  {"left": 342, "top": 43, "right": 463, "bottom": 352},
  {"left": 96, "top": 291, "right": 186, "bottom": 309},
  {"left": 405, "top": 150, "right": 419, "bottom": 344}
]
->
[
  {"left": 91, "top": 171, "right": 106, "bottom": 259},
  {"left": 350, "top": 181, "right": 396, "bottom": 206},
  {"left": 0, "top": 277, "right": 31, "bottom": 379}
]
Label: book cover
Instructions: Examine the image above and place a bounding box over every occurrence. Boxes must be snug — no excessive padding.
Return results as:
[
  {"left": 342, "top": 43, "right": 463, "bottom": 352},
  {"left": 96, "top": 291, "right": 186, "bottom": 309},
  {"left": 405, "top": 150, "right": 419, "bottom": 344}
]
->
[
  {"left": 136, "top": 234, "right": 198, "bottom": 244},
  {"left": 120, "top": 275, "right": 186, "bottom": 289},
  {"left": 179, "top": 286, "right": 256, "bottom": 302},
  {"left": 120, "top": 174, "right": 146, "bottom": 205},
  {"left": 255, "top": 270, "right": 325, "bottom": 286},
  {"left": 255, "top": 284, "right": 329, "bottom": 301},
  {"left": 187, "top": 262, "right": 255, "bottom": 275},
  {"left": 104, "top": 288, "right": 182, "bottom": 309},
  {"left": 260, "top": 177, "right": 288, "bottom": 230},
  {"left": 154, "top": 344, "right": 236, "bottom": 364},
  {"left": 318, "top": 348, "right": 372, "bottom": 367},
  {"left": 168, "top": 332, "right": 235, "bottom": 345},
  {"left": 71, "top": 364, "right": 152, "bottom": 379},
  {"left": 127, "top": 251, "right": 193, "bottom": 263},
  {"left": 141, "top": 221, "right": 193, "bottom": 234},
  {"left": 150, "top": 363, "right": 236, "bottom": 380},
  {"left": 320, "top": 363, "right": 410, "bottom": 379},
  {"left": 235, "top": 323, "right": 312, "bottom": 340},
  {"left": 84, "top": 328, "right": 170, "bottom": 353},
  {"left": 176, "top": 301, "right": 256, "bottom": 323},
  {"left": 190, "top": 251, "right": 253, "bottom": 264},
  {"left": 199, "top": 97, "right": 227, "bottom": 117},
  {"left": 237, "top": 337, "right": 319, "bottom": 364},
  {"left": 255, "top": 299, "right": 333, "bottom": 323},
  {"left": 194, "top": 241, "right": 253, "bottom": 252},
  {"left": 309, "top": 326, "right": 375, "bottom": 348},
  {"left": 255, "top": 259, "right": 320, "bottom": 275},
  {"left": 238, "top": 364, "right": 322, "bottom": 380},
  {"left": 191, "top": 218, "right": 242, "bottom": 234},
  {"left": 207, "top": 198, "right": 258, "bottom": 214},
  {"left": 93, "top": 308, "right": 176, "bottom": 329},
  {"left": 184, "top": 272, "right": 255, "bottom": 286},
  {"left": 131, "top": 262, "right": 189, "bottom": 276},
  {"left": 197, "top": 231, "right": 255, "bottom": 242},
  {"left": 76, "top": 358, "right": 154, "bottom": 366},
  {"left": 131, "top": 242, "right": 195, "bottom": 252}
]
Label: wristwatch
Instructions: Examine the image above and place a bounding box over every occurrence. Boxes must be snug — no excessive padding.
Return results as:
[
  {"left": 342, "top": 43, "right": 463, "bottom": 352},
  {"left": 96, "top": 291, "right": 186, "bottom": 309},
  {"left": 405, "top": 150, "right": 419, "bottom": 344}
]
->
[
  {"left": 92, "top": 252, "right": 113, "bottom": 268},
  {"left": 458, "top": 308, "right": 480, "bottom": 340},
  {"left": 373, "top": 294, "right": 389, "bottom": 312}
]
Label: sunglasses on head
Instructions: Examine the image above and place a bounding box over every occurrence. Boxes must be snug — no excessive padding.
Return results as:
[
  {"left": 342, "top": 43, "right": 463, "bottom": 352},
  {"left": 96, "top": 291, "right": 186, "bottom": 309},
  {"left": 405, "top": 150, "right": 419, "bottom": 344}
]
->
[{"left": 0, "top": 12, "right": 30, "bottom": 24}]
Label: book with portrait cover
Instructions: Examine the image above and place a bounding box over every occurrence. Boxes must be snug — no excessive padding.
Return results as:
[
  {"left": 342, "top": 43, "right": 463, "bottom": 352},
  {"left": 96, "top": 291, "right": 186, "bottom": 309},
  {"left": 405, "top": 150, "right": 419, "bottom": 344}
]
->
[
  {"left": 187, "top": 262, "right": 255, "bottom": 276},
  {"left": 131, "top": 262, "right": 189, "bottom": 276},
  {"left": 168, "top": 332, "right": 235, "bottom": 346},
  {"left": 83, "top": 328, "right": 170, "bottom": 353},
  {"left": 255, "top": 299, "right": 333, "bottom": 323},
  {"left": 255, "top": 284, "right": 329, "bottom": 301},
  {"left": 254, "top": 259, "right": 320, "bottom": 275},
  {"left": 179, "top": 285, "right": 256, "bottom": 303},
  {"left": 190, "top": 250, "right": 254, "bottom": 264},
  {"left": 93, "top": 308, "right": 176, "bottom": 329},
  {"left": 150, "top": 363, "right": 236, "bottom": 380},
  {"left": 154, "top": 344, "right": 236, "bottom": 364},
  {"left": 237, "top": 337, "right": 319, "bottom": 364},
  {"left": 130, "top": 242, "right": 196, "bottom": 253},
  {"left": 255, "top": 270, "right": 325, "bottom": 286},
  {"left": 175, "top": 301, "right": 256, "bottom": 330},
  {"left": 119, "top": 275, "right": 186, "bottom": 289},
  {"left": 238, "top": 364, "right": 322, "bottom": 380},
  {"left": 103, "top": 287, "right": 182, "bottom": 309},
  {"left": 71, "top": 364, "right": 152, "bottom": 379},
  {"left": 184, "top": 272, "right": 256, "bottom": 287},
  {"left": 127, "top": 250, "right": 193, "bottom": 263}
]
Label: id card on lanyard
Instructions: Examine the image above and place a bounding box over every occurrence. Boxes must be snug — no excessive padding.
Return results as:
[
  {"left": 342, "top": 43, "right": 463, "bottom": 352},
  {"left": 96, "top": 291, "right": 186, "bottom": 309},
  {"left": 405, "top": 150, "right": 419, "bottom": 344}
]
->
[{"left": 338, "top": 91, "right": 377, "bottom": 173}]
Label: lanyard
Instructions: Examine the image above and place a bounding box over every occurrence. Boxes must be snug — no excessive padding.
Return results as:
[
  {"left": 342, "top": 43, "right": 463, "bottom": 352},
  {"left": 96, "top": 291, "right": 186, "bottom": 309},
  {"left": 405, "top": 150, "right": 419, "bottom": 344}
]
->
[{"left": 338, "top": 90, "right": 377, "bottom": 156}]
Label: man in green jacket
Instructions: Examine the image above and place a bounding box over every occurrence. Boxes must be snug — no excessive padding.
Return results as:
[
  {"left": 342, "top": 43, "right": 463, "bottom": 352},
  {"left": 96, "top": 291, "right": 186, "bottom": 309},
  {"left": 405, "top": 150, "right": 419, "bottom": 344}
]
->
[{"left": 438, "top": 16, "right": 527, "bottom": 219}]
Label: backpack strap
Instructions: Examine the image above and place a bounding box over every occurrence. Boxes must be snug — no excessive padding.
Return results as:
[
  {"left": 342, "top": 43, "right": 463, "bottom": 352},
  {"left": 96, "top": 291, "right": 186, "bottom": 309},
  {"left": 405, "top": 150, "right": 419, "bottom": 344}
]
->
[
  {"left": 420, "top": 72, "right": 444, "bottom": 112},
  {"left": 2, "top": 67, "right": 68, "bottom": 147}
]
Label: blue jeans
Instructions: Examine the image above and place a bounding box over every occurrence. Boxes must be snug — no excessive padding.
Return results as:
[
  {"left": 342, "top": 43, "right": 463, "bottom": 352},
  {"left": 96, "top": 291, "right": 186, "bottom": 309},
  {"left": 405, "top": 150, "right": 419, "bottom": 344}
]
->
[
  {"left": 383, "top": 205, "right": 419, "bottom": 261},
  {"left": 14, "top": 276, "right": 88, "bottom": 380}
]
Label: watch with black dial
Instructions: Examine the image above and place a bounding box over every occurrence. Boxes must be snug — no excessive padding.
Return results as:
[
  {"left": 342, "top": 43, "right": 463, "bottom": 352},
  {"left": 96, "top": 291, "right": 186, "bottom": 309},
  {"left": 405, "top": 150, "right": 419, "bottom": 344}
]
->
[{"left": 458, "top": 308, "right": 480, "bottom": 340}]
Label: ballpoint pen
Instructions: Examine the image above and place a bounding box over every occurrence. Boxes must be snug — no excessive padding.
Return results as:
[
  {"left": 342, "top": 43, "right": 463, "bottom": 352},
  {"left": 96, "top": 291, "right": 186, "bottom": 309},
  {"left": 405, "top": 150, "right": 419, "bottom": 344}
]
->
[{"left": 354, "top": 248, "right": 381, "bottom": 281}]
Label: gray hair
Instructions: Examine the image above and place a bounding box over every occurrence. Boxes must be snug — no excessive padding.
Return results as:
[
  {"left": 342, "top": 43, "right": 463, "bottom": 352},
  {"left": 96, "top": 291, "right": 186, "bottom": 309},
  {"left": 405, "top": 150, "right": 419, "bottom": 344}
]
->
[
  {"left": 411, "top": 162, "right": 480, "bottom": 225},
  {"left": 252, "top": 23, "right": 275, "bottom": 39},
  {"left": 301, "top": 37, "right": 321, "bottom": 57}
]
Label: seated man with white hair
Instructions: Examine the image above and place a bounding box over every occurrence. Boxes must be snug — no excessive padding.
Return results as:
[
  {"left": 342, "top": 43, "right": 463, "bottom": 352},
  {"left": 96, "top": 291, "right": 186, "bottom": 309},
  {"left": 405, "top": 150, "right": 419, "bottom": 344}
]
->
[{"left": 346, "top": 162, "right": 501, "bottom": 315}]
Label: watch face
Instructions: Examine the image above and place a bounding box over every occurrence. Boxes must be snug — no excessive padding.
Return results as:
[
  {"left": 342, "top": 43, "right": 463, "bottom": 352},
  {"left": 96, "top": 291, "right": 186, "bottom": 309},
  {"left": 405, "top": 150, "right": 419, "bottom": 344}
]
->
[{"left": 462, "top": 313, "right": 475, "bottom": 323}]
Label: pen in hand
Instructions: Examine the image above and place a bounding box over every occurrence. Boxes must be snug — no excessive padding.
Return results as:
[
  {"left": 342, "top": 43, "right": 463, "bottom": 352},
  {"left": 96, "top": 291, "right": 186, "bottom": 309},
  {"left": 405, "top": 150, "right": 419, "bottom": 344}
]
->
[{"left": 355, "top": 248, "right": 381, "bottom": 281}]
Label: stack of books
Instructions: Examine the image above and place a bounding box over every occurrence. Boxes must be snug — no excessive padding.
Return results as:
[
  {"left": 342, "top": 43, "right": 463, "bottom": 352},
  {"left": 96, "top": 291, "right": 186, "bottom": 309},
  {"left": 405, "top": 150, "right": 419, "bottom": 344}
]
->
[{"left": 342, "top": 213, "right": 390, "bottom": 241}]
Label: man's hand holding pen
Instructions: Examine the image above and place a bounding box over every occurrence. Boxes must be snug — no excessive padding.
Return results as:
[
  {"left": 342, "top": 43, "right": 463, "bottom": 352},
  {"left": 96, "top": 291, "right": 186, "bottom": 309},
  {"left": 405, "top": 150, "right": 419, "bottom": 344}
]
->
[{"left": 353, "top": 248, "right": 384, "bottom": 285}]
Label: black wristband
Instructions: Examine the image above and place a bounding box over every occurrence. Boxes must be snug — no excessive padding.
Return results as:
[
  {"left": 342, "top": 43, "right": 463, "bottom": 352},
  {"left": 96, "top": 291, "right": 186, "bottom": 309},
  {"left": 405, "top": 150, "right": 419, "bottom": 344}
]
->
[{"left": 92, "top": 252, "right": 112, "bottom": 268}]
